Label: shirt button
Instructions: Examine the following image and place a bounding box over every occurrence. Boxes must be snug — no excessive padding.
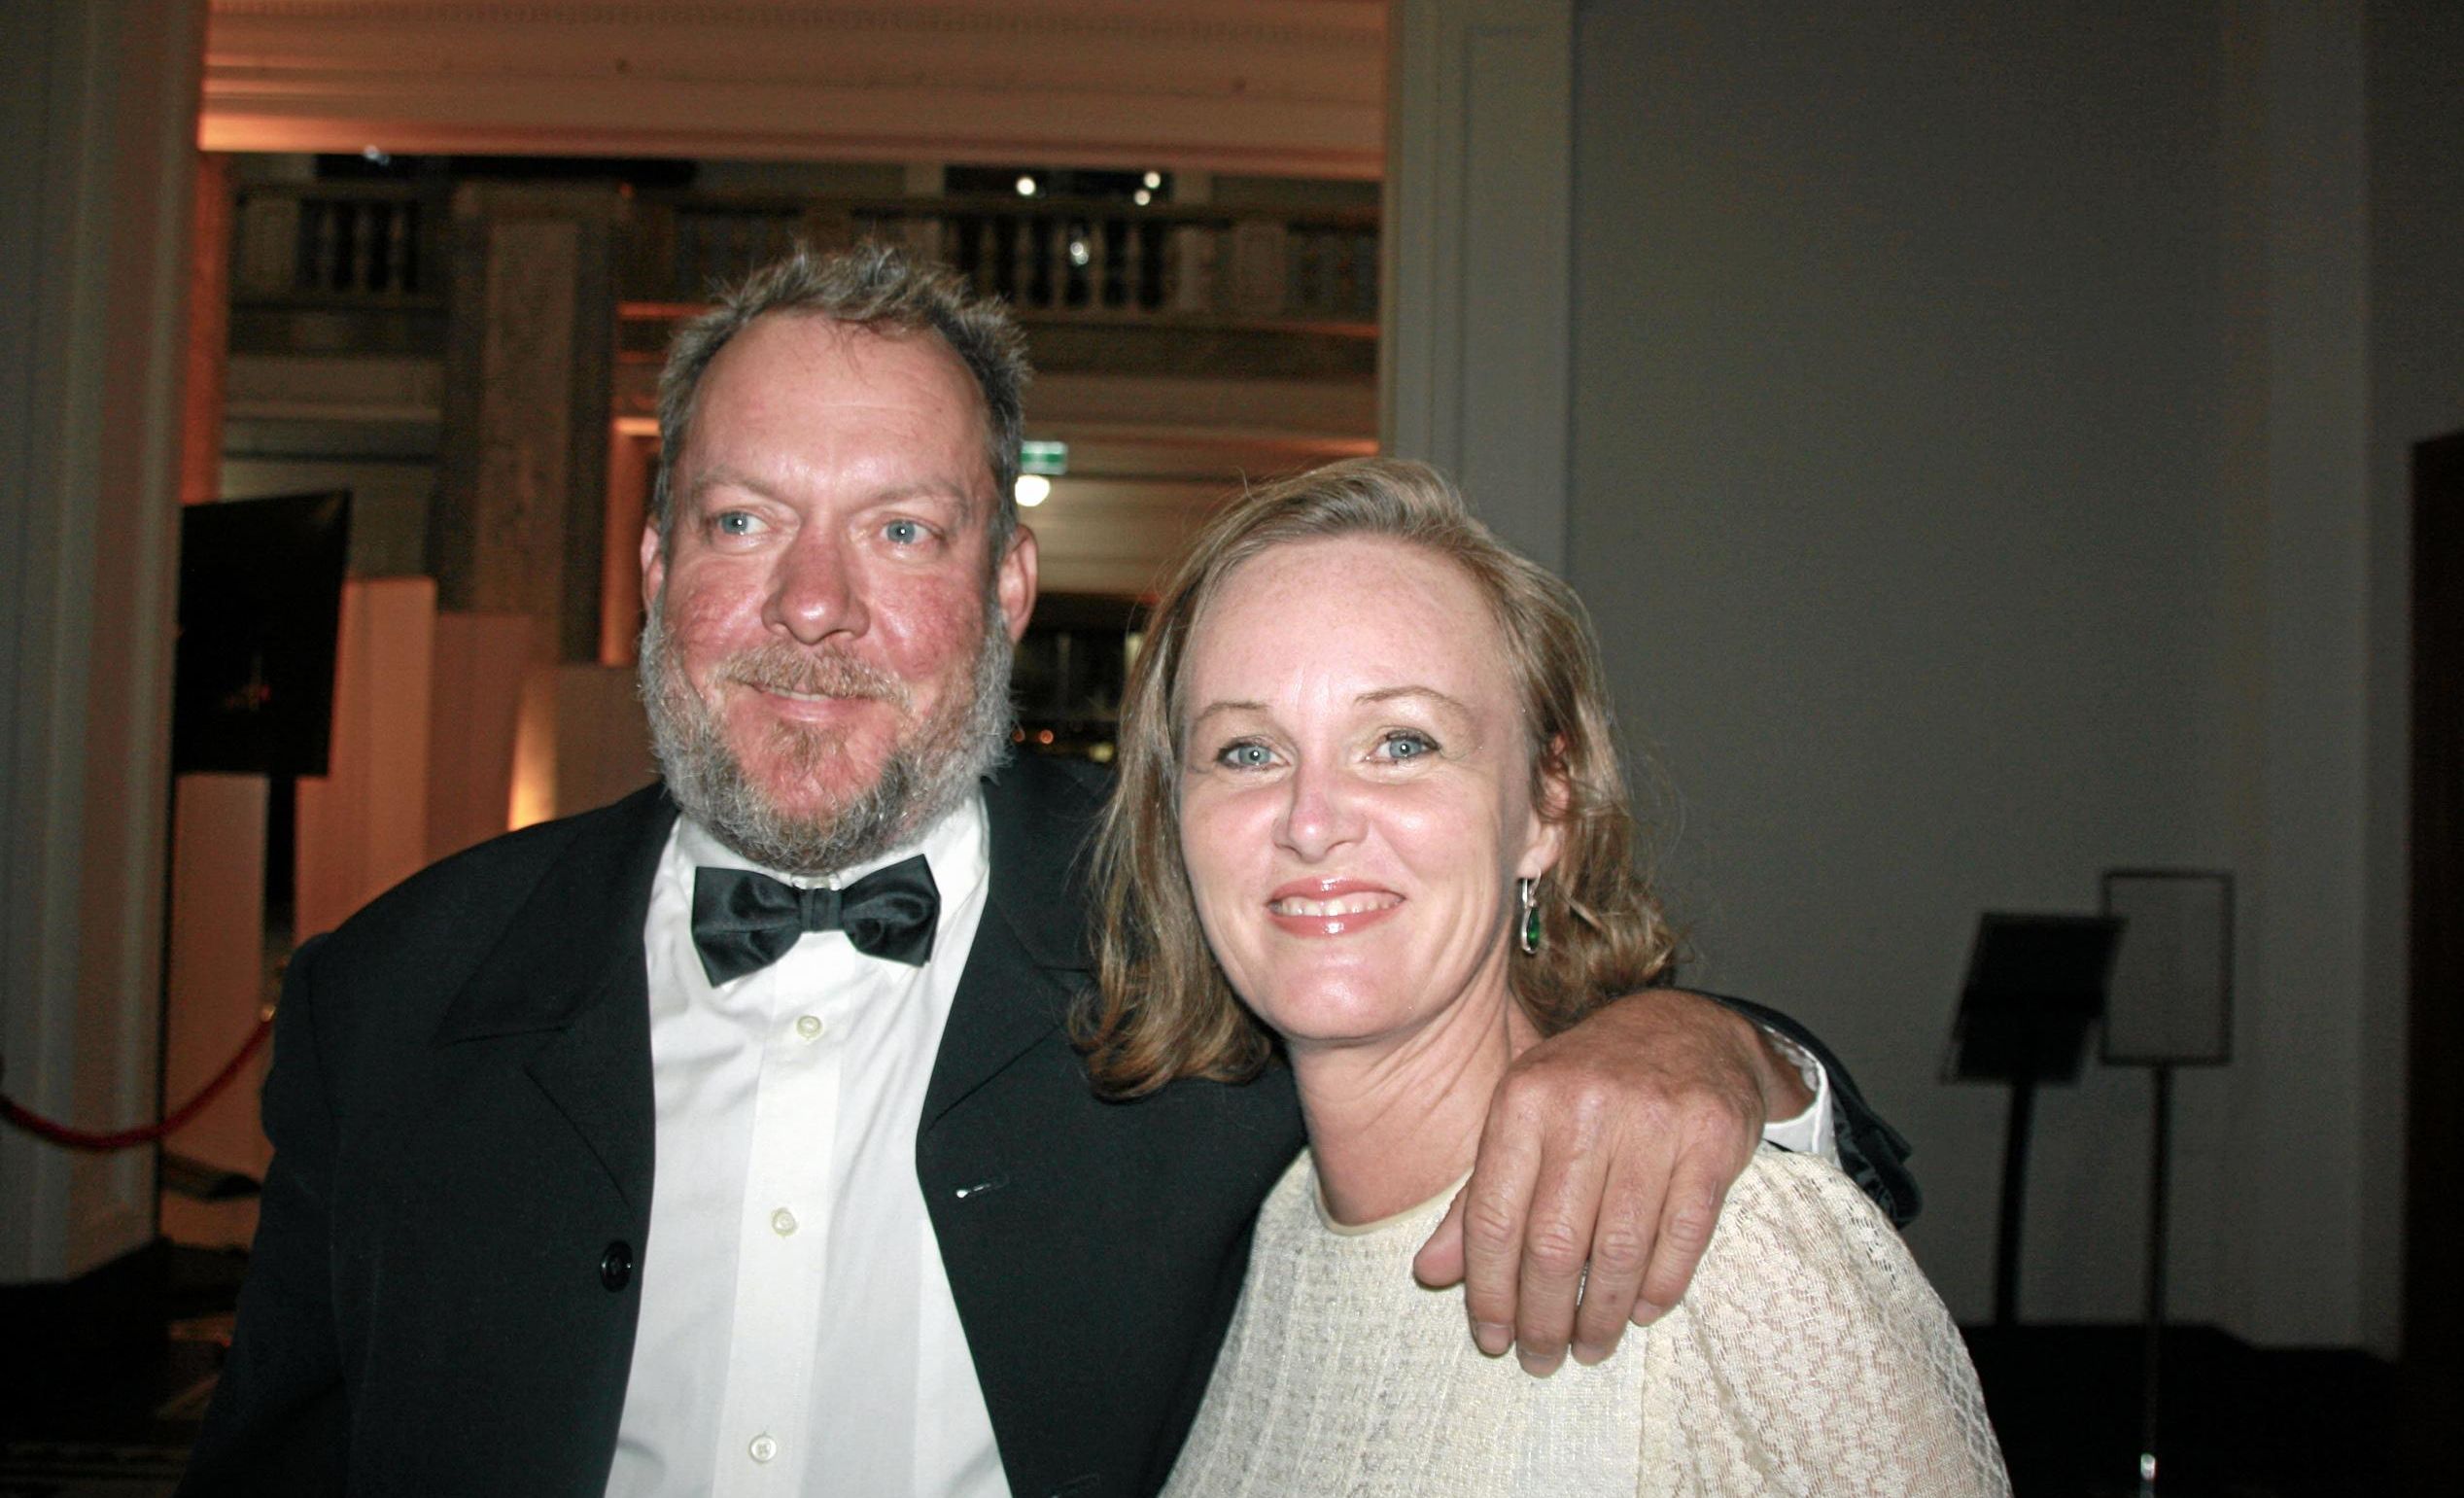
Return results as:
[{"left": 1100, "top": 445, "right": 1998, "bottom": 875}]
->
[
  {"left": 770, "top": 1207, "right": 798, "bottom": 1237},
  {"left": 795, "top": 1014, "right": 823, "bottom": 1041},
  {"left": 748, "top": 1433, "right": 779, "bottom": 1464}
]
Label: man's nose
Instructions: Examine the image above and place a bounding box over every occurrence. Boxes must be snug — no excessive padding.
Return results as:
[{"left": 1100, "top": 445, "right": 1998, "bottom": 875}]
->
[
  {"left": 1275, "top": 758, "right": 1365, "bottom": 862},
  {"left": 764, "top": 530, "right": 869, "bottom": 644}
]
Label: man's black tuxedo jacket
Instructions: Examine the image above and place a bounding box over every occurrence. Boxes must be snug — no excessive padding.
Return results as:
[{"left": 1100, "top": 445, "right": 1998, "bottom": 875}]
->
[{"left": 181, "top": 754, "right": 1914, "bottom": 1498}]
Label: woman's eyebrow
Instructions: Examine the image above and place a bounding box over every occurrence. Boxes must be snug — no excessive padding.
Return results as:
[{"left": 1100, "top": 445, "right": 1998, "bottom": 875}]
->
[
  {"left": 1187, "top": 700, "right": 1267, "bottom": 732},
  {"left": 1184, "top": 687, "right": 1474, "bottom": 733},
  {"left": 1356, "top": 684, "right": 1474, "bottom": 716}
]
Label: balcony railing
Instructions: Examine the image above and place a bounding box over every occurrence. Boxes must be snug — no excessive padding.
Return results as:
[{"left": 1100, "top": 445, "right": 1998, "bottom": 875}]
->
[
  {"left": 231, "top": 182, "right": 450, "bottom": 304},
  {"left": 228, "top": 181, "right": 1377, "bottom": 353},
  {"left": 626, "top": 192, "right": 1378, "bottom": 331}
]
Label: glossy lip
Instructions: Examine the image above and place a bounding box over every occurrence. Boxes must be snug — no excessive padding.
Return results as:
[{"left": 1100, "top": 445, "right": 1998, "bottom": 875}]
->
[{"left": 1265, "top": 877, "right": 1404, "bottom": 937}]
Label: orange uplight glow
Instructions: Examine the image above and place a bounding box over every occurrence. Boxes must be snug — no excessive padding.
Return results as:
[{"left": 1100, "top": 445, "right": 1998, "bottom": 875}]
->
[{"left": 507, "top": 672, "right": 558, "bottom": 831}]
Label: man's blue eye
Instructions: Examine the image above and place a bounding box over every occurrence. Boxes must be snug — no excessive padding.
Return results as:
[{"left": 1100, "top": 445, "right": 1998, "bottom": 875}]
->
[
  {"left": 885, "top": 519, "right": 923, "bottom": 544},
  {"left": 715, "top": 511, "right": 756, "bottom": 535}
]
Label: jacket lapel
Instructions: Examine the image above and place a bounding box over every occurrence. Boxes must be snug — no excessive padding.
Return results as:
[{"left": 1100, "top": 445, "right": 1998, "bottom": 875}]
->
[
  {"left": 419, "top": 761, "right": 1097, "bottom": 1203},
  {"left": 921, "top": 756, "right": 1103, "bottom": 1128},
  {"left": 433, "top": 782, "right": 677, "bottom": 1211}
]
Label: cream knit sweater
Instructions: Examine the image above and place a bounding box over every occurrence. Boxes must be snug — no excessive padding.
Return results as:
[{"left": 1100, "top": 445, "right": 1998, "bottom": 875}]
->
[{"left": 1163, "top": 1145, "right": 2010, "bottom": 1497}]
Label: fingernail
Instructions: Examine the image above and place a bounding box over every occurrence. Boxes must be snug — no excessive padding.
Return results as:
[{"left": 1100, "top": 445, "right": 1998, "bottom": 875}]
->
[
  {"left": 1632, "top": 1300, "right": 1669, "bottom": 1327},
  {"left": 1571, "top": 1341, "right": 1608, "bottom": 1366},
  {"left": 1474, "top": 1320, "right": 1512, "bottom": 1357},
  {"left": 1515, "top": 1345, "right": 1563, "bottom": 1377}
]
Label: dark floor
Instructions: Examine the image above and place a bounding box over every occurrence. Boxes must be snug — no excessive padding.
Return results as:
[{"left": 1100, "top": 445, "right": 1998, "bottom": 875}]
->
[
  {"left": 1, "top": 1244, "right": 239, "bottom": 1497},
  {"left": 1962, "top": 1324, "right": 2402, "bottom": 1497},
  {"left": 0, "top": 1245, "right": 2422, "bottom": 1496}
]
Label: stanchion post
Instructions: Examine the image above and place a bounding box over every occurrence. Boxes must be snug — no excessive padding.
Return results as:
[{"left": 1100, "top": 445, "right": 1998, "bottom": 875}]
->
[
  {"left": 2138, "top": 1063, "right": 2172, "bottom": 1494},
  {"left": 1995, "top": 1079, "right": 2037, "bottom": 1329}
]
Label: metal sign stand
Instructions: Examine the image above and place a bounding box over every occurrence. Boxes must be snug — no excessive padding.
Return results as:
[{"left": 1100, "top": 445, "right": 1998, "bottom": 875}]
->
[
  {"left": 2100, "top": 869, "right": 2235, "bottom": 1498},
  {"left": 1941, "top": 913, "right": 2124, "bottom": 1327}
]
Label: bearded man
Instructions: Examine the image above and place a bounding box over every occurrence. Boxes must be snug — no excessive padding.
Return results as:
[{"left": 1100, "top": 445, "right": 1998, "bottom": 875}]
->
[{"left": 182, "top": 245, "right": 1915, "bottom": 1498}]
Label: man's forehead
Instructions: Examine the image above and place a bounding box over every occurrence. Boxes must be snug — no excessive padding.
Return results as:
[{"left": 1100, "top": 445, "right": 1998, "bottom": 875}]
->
[
  {"left": 687, "top": 312, "right": 989, "bottom": 452},
  {"left": 719, "top": 312, "right": 975, "bottom": 396}
]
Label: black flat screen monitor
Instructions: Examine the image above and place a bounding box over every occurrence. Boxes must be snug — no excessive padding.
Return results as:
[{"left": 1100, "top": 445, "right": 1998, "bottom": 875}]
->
[{"left": 172, "top": 491, "right": 352, "bottom": 778}]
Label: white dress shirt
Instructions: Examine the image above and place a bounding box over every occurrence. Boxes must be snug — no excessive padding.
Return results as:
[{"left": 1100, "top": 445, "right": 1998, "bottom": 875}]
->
[
  {"left": 607, "top": 794, "right": 1006, "bottom": 1498},
  {"left": 604, "top": 791, "right": 1838, "bottom": 1498},
  {"left": 1761, "top": 1034, "right": 1837, "bottom": 1164}
]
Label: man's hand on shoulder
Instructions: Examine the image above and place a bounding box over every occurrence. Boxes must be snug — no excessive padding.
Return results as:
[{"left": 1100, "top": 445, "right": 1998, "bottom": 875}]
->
[{"left": 1412, "top": 987, "right": 1814, "bottom": 1375}]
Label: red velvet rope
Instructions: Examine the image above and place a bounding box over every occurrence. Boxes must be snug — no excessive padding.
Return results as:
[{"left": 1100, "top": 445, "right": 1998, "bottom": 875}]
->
[{"left": 0, "top": 1013, "right": 273, "bottom": 1153}]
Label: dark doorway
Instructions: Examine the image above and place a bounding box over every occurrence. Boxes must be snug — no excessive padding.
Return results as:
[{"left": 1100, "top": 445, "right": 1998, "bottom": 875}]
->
[{"left": 2405, "top": 430, "right": 2464, "bottom": 1451}]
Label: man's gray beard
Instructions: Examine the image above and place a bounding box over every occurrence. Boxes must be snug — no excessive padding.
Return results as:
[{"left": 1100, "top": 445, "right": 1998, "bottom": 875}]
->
[{"left": 638, "top": 598, "right": 1015, "bottom": 879}]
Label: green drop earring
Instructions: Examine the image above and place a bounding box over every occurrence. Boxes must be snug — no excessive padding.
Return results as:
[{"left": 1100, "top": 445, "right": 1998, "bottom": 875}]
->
[{"left": 1517, "top": 876, "right": 1542, "bottom": 956}]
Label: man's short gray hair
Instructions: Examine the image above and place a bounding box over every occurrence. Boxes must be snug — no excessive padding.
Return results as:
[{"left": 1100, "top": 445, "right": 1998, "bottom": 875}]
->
[{"left": 652, "top": 241, "right": 1031, "bottom": 557}]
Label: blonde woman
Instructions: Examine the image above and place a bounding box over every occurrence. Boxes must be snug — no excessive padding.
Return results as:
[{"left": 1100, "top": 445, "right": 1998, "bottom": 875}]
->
[{"left": 1082, "top": 459, "right": 2008, "bottom": 1496}]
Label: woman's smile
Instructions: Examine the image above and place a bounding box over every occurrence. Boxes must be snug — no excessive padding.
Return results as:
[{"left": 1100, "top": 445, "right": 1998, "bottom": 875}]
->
[{"left": 1266, "top": 878, "right": 1405, "bottom": 934}]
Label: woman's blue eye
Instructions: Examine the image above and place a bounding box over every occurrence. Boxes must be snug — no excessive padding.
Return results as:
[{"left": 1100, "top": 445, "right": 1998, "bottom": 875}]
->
[
  {"left": 1378, "top": 731, "right": 1438, "bottom": 761},
  {"left": 1218, "top": 742, "right": 1274, "bottom": 769}
]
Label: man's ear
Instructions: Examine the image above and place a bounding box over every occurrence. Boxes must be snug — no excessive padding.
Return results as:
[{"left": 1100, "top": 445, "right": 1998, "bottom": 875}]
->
[
  {"left": 997, "top": 525, "right": 1039, "bottom": 643},
  {"left": 640, "top": 521, "right": 665, "bottom": 608}
]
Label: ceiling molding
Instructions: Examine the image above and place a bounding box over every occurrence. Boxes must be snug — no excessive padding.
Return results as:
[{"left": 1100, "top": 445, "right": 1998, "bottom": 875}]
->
[
  {"left": 201, "top": 0, "right": 1386, "bottom": 177},
  {"left": 208, "top": 2, "right": 1380, "bottom": 51}
]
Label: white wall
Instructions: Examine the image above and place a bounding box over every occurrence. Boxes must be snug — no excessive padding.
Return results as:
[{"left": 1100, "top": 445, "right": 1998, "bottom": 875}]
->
[{"left": 1563, "top": 0, "right": 2399, "bottom": 1348}]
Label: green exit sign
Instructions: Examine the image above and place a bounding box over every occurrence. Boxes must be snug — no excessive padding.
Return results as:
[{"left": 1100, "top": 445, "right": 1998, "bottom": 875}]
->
[{"left": 1021, "top": 440, "right": 1069, "bottom": 476}]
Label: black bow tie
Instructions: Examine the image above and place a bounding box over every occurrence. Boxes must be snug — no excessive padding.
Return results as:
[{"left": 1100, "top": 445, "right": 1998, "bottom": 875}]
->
[{"left": 690, "top": 855, "right": 940, "bottom": 986}]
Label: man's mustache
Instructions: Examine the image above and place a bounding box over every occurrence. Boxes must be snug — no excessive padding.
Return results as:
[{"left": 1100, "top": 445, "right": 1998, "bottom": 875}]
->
[{"left": 716, "top": 642, "right": 912, "bottom": 710}]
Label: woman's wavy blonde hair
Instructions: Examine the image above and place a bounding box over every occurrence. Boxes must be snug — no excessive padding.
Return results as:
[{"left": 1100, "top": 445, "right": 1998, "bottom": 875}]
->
[{"left": 1078, "top": 457, "right": 1676, "bottom": 1097}]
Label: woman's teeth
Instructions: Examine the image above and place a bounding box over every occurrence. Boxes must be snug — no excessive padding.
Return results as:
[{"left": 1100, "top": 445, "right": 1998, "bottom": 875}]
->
[{"left": 1270, "top": 893, "right": 1401, "bottom": 917}]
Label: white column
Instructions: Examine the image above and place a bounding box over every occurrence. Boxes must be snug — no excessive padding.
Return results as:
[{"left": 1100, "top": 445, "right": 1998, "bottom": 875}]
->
[
  {"left": 0, "top": 0, "right": 206, "bottom": 1283},
  {"left": 1381, "top": 0, "right": 1574, "bottom": 571},
  {"left": 2217, "top": 0, "right": 2375, "bottom": 1349},
  {"left": 295, "top": 579, "right": 439, "bottom": 943}
]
